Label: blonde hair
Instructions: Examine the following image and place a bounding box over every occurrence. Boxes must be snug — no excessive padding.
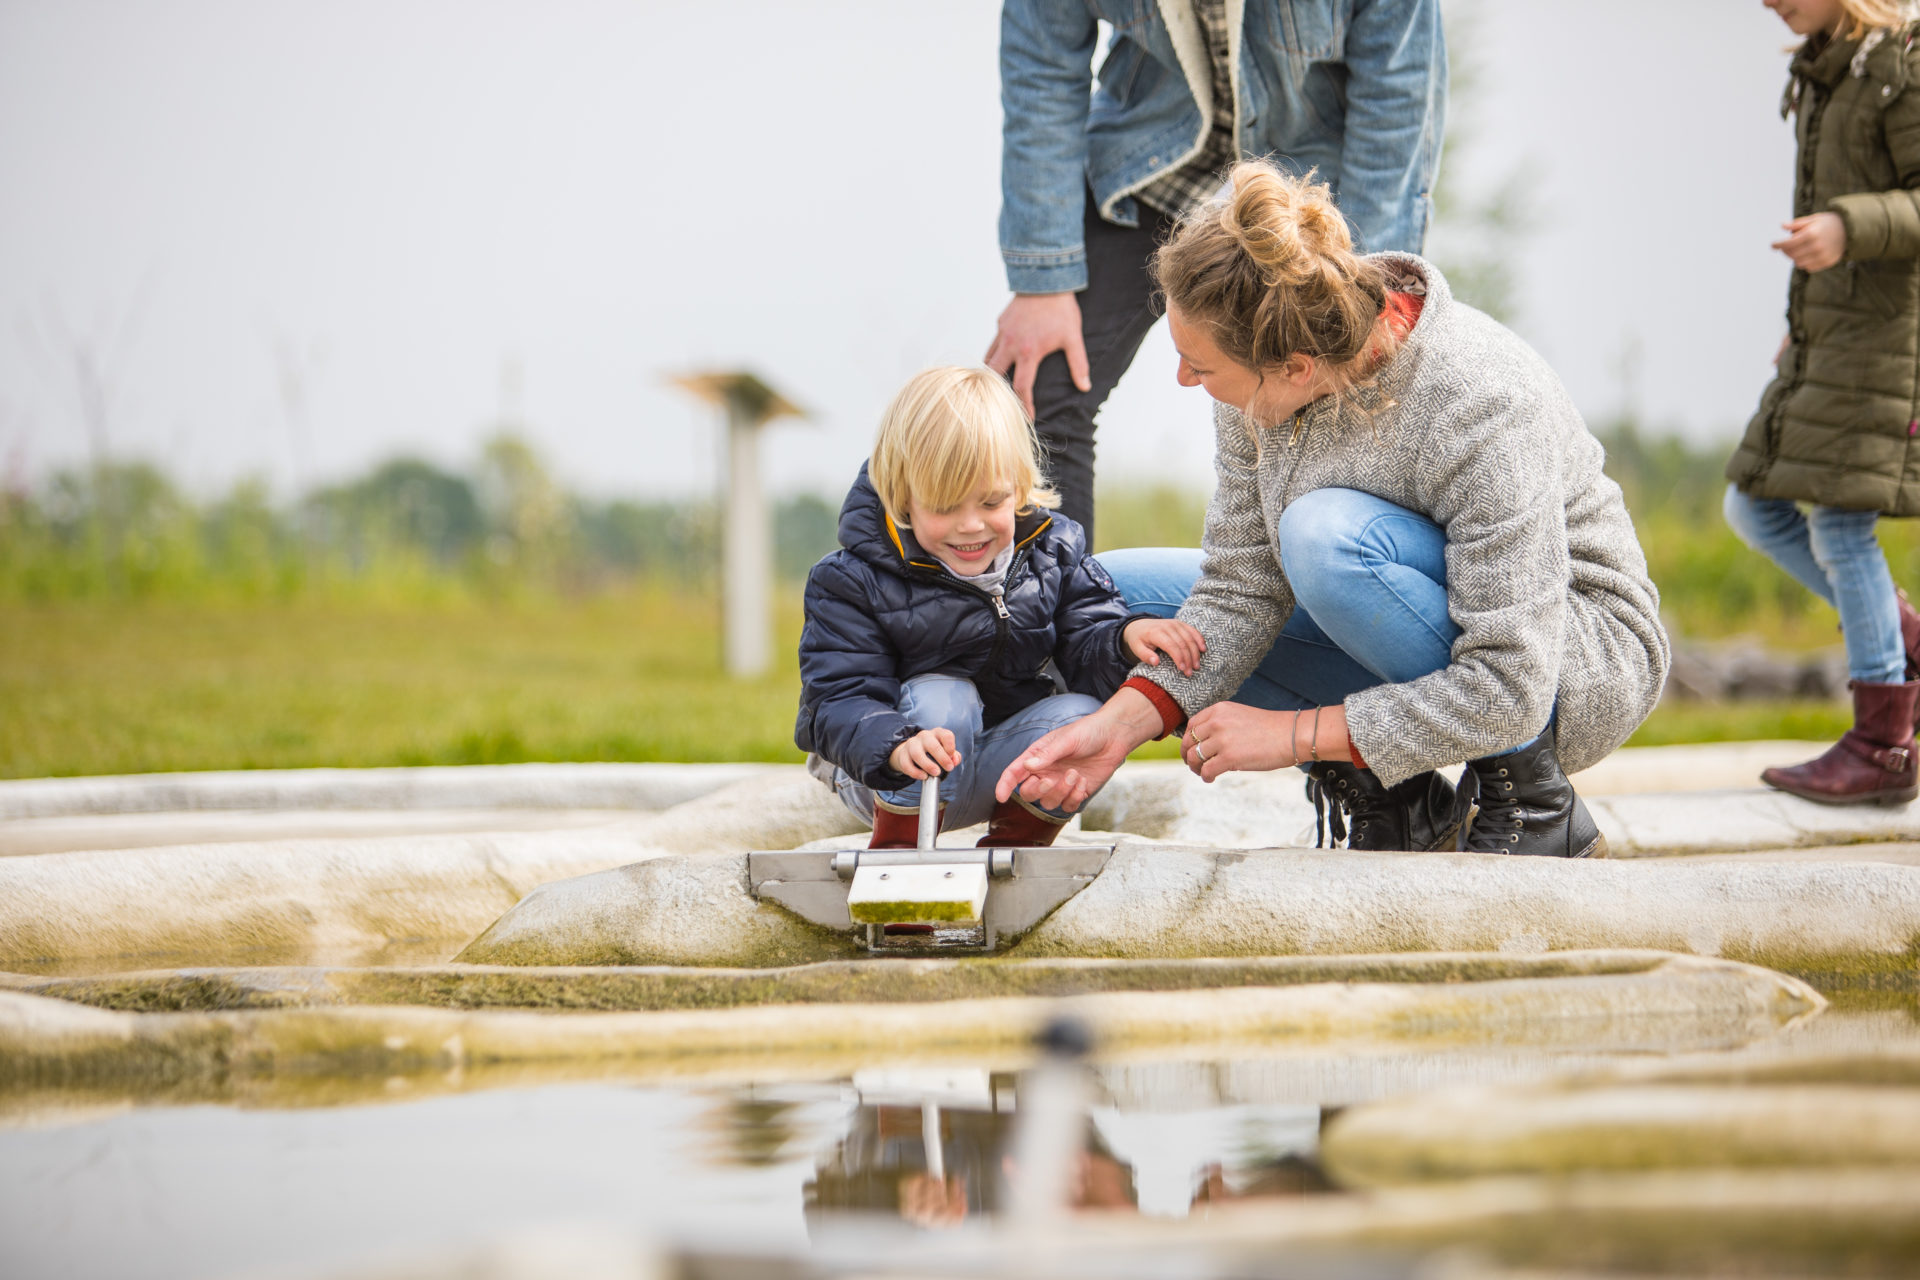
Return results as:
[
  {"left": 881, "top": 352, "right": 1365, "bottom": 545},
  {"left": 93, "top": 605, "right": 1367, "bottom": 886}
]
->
[
  {"left": 1839, "top": 0, "right": 1914, "bottom": 37},
  {"left": 1152, "top": 160, "right": 1391, "bottom": 422},
  {"left": 869, "top": 366, "right": 1058, "bottom": 525}
]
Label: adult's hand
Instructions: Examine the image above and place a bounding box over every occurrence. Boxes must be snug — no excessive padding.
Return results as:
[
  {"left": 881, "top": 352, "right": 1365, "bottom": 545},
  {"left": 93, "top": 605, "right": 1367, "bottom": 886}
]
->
[
  {"left": 1181, "top": 702, "right": 1352, "bottom": 783},
  {"left": 985, "top": 292, "right": 1091, "bottom": 417},
  {"left": 997, "top": 687, "right": 1163, "bottom": 813}
]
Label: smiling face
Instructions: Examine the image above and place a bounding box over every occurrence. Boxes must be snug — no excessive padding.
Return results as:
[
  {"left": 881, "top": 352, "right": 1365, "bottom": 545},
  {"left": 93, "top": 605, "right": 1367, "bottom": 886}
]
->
[
  {"left": 907, "top": 477, "right": 1017, "bottom": 576},
  {"left": 1765, "top": 0, "right": 1848, "bottom": 37},
  {"left": 1167, "top": 303, "right": 1323, "bottom": 426}
]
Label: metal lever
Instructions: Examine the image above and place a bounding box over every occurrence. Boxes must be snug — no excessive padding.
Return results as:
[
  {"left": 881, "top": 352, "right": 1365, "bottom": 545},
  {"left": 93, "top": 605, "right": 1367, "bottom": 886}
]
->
[{"left": 918, "top": 773, "right": 939, "bottom": 850}]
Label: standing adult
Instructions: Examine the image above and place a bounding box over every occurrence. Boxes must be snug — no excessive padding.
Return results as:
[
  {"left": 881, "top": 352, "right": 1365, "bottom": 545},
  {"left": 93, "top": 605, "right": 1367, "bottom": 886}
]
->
[
  {"left": 996, "top": 161, "right": 1671, "bottom": 857},
  {"left": 985, "top": 0, "right": 1447, "bottom": 544}
]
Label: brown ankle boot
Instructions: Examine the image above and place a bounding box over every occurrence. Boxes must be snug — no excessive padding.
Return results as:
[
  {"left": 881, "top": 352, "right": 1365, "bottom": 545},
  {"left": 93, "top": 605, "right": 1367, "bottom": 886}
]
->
[
  {"left": 976, "top": 799, "right": 1068, "bottom": 848},
  {"left": 1761, "top": 679, "right": 1920, "bottom": 807},
  {"left": 869, "top": 798, "right": 940, "bottom": 849}
]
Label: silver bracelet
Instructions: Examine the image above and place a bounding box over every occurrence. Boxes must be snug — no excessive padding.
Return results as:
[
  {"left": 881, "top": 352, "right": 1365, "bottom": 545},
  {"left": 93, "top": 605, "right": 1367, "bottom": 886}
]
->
[
  {"left": 1291, "top": 710, "right": 1306, "bottom": 765},
  {"left": 1309, "top": 705, "right": 1323, "bottom": 762}
]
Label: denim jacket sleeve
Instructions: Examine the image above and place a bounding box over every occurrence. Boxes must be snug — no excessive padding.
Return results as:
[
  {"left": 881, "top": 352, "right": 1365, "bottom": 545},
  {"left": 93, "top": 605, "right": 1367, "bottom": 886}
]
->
[
  {"left": 999, "top": 0, "right": 1101, "bottom": 294},
  {"left": 1334, "top": 0, "right": 1447, "bottom": 254}
]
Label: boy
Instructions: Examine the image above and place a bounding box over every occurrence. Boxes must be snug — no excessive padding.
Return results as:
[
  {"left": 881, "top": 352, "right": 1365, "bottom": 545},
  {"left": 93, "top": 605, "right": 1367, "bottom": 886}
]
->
[{"left": 797, "top": 365, "right": 1202, "bottom": 848}]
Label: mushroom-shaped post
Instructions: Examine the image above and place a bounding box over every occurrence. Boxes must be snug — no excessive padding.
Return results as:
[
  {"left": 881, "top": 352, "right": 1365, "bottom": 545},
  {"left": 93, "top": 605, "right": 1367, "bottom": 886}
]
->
[{"left": 667, "top": 371, "right": 808, "bottom": 678}]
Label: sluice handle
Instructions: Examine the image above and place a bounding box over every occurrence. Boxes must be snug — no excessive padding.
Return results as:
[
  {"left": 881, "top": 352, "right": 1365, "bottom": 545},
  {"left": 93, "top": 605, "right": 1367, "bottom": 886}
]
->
[{"left": 918, "top": 772, "right": 940, "bottom": 851}]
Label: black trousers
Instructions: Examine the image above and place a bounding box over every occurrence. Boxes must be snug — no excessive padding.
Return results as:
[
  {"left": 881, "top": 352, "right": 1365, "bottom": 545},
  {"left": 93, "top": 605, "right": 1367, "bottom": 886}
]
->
[{"left": 1031, "top": 191, "right": 1181, "bottom": 547}]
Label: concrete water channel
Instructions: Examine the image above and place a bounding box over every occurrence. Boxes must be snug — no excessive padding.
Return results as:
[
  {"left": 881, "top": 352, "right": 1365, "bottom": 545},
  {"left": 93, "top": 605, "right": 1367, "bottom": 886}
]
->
[{"left": 2, "top": 750, "right": 1918, "bottom": 1279}]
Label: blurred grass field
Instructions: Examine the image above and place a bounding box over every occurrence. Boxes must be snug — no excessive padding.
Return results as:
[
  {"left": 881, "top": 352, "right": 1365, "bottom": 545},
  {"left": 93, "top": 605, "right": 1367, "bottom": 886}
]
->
[
  {"left": 0, "top": 589, "right": 1850, "bottom": 781},
  {"left": 0, "top": 445, "right": 1893, "bottom": 780}
]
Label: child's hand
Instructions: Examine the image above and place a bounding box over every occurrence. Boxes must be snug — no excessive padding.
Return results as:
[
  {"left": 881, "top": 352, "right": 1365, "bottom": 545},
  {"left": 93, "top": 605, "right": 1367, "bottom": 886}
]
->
[
  {"left": 890, "top": 727, "right": 960, "bottom": 780},
  {"left": 1773, "top": 213, "right": 1846, "bottom": 273},
  {"left": 1125, "top": 617, "right": 1206, "bottom": 676}
]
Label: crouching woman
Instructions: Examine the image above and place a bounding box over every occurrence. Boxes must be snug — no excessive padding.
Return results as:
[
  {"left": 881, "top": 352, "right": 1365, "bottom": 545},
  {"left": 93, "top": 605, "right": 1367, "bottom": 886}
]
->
[{"left": 998, "top": 160, "right": 1671, "bottom": 856}]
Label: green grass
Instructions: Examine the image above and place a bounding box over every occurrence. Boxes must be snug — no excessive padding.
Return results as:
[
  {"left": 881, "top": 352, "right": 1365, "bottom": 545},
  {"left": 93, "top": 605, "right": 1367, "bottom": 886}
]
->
[
  {"left": 0, "top": 591, "right": 807, "bottom": 778},
  {"left": 0, "top": 587, "right": 1845, "bottom": 781}
]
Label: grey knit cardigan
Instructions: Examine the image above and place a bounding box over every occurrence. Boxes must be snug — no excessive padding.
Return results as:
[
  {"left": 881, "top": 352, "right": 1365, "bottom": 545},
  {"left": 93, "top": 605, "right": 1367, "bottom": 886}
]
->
[{"left": 1137, "top": 255, "right": 1670, "bottom": 786}]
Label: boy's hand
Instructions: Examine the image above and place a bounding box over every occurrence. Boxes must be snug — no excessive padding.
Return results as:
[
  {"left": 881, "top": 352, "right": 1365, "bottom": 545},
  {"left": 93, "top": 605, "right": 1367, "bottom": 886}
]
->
[
  {"left": 1124, "top": 618, "right": 1206, "bottom": 677},
  {"left": 1773, "top": 213, "right": 1846, "bottom": 273},
  {"left": 890, "top": 728, "right": 961, "bottom": 780}
]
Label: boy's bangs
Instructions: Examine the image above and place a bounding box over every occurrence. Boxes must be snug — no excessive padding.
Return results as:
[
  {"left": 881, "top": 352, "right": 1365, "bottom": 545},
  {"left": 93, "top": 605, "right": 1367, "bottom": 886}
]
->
[{"left": 908, "top": 399, "right": 1027, "bottom": 512}]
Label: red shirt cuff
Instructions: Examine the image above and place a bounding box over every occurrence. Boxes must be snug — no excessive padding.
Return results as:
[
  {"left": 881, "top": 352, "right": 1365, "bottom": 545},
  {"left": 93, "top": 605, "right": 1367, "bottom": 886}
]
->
[
  {"left": 1348, "top": 738, "right": 1367, "bottom": 770},
  {"left": 1121, "top": 677, "right": 1186, "bottom": 740}
]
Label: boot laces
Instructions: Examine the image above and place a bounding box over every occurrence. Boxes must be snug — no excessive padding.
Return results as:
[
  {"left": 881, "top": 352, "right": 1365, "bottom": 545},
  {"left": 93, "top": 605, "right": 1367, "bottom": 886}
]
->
[
  {"left": 1465, "top": 765, "right": 1523, "bottom": 849},
  {"left": 1305, "top": 775, "right": 1348, "bottom": 848}
]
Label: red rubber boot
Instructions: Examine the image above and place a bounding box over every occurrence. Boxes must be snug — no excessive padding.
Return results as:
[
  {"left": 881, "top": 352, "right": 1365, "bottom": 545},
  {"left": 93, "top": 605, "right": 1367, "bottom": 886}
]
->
[
  {"left": 870, "top": 799, "right": 941, "bottom": 850},
  {"left": 976, "top": 799, "right": 1069, "bottom": 848}
]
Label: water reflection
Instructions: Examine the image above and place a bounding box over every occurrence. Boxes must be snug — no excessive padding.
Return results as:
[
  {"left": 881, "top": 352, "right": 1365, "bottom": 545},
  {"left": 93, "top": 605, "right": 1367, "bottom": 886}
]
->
[
  {"left": 782, "top": 1065, "right": 1331, "bottom": 1231},
  {"left": 5, "top": 1009, "right": 1917, "bottom": 1279}
]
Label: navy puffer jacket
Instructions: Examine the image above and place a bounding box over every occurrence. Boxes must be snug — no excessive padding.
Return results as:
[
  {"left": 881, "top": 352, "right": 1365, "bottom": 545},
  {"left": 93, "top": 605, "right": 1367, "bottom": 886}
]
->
[{"left": 796, "top": 465, "right": 1147, "bottom": 791}]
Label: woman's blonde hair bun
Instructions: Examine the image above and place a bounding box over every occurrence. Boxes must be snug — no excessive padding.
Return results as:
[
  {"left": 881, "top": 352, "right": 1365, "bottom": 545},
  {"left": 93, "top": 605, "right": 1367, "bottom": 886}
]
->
[{"left": 1154, "top": 158, "right": 1389, "bottom": 393}]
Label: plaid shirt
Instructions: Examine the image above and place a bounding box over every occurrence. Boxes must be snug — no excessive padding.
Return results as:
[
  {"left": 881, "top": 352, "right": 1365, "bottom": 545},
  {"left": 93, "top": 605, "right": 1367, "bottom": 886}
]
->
[{"left": 1134, "top": 0, "right": 1236, "bottom": 218}]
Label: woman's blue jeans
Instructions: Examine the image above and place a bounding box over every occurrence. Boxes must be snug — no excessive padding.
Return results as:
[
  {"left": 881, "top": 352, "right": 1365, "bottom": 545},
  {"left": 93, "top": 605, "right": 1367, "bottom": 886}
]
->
[
  {"left": 1101, "top": 487, "right": 1532, "bottom": 757},
  {"left": 1722, "top": 483, "right": 1904, "bottom": 685},
  {"left": 832, "top": 674, "right": 1104, "bottom": 829}
]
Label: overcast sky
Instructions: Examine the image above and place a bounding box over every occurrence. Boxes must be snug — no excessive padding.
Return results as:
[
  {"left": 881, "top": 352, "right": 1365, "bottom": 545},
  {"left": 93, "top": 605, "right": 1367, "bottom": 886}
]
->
[{"left": 0, "top": 1, "right": 1795, "bottom": 502}]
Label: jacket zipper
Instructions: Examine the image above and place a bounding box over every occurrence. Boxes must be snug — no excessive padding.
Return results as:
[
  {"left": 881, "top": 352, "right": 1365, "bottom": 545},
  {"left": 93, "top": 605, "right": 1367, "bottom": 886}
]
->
[{"left": 921, "top": 548, "right": 1028, "bottom": 671}]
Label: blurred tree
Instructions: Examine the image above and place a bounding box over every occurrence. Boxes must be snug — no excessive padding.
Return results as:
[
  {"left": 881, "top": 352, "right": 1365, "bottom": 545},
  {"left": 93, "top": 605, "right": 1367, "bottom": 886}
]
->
[
  {"left": 1425, "top": 0, "right": 1536, "bottom": 324},
  {"left": 774, "top": 493, "right": 838, "bottom": 580},
  {"left": 305, "top": 458, "right": 484, "bottom": 570}
]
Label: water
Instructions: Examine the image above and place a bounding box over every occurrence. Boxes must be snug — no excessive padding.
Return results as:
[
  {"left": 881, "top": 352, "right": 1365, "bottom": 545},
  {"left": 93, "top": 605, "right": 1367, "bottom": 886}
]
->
[{"left": 8, "top": 1006, "right": 1915, "bottom": 1280}]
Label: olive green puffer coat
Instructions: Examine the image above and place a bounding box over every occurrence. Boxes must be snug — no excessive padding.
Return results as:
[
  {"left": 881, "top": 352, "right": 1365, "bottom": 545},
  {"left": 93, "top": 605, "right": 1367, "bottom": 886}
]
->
[{"left": 1728, "top": 24, "right": 1920, "bottom": 514}]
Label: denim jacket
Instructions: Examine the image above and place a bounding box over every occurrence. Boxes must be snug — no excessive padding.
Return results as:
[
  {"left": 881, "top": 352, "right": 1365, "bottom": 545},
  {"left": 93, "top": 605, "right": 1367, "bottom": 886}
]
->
[{"left": 999, "top": 0, "right": 1447, "bottom": 293}]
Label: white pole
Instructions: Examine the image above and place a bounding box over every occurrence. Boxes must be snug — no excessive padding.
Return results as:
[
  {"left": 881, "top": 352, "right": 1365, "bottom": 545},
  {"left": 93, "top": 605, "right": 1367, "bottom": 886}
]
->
[{"left": 721, "top": 401, "right": 772, "bottom": 678}]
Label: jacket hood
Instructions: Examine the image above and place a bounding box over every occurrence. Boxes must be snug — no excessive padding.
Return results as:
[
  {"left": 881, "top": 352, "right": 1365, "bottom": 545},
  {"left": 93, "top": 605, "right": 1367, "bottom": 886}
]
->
[{"left": 835, "top": 463, "right": 1055, "bottom": 578}]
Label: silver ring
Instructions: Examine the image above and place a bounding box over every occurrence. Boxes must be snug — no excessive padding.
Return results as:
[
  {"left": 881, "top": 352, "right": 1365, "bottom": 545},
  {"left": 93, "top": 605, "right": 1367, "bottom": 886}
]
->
[{"left": 1194, "top": 740, "right": 1208, "bottom": 763}]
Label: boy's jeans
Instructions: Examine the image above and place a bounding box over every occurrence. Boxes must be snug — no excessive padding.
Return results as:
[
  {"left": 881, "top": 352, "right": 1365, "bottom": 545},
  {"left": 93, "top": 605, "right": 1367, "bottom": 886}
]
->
[
  {"left": 1102, "top": 487, "right": 1536, "bottom": 754},
  {"left": 833, "top": 675, "right": 1105, "bottom": 830},
  {"left": 1723, "top": 483, "right": 1905, "bottom": 685}
]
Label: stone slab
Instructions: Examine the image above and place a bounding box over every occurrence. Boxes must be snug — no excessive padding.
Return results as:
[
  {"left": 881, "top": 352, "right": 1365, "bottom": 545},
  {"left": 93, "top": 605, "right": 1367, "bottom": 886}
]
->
[
  {"left": 0, "top": 808, "right": 650, "bottom": 858},
  {"left": 458, "top": 843, "right": 1920, "bottom": 985},
  {"left": 0, "top": 776, "right": 863, "bottom": 970},
  {"left": 0, "top": 949, "right": 1733, "bottom": 1013},
  {"left": 1082, "top": 760, "right": 1920, "bottom": 855},
  {"left": 0, "top": 761, "right": 781, "bottom": 820},
  {"left": 1321, "top": 1068, "right": 1920, "bottom": 1187},
  {"left": 0, "top": 953, "right": 1818, "bottom": 1088}
]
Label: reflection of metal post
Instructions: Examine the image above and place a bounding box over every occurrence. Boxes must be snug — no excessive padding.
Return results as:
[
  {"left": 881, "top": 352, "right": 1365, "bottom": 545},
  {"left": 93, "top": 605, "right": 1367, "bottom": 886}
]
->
[
  {"left": 921, "top": 1101, "right": 945, "bottom": 1182},
  {"left": 666, "top": 371, "right": 808, "bottom": 678},
  {"left": 1006, "top": 1015, "right": 1093, "bottom": 1231}
]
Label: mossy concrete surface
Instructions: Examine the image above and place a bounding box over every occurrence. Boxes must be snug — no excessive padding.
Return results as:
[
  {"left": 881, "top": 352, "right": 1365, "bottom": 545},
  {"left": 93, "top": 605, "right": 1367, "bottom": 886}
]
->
[
  {"left": 0, "top": 775, "right": 862, "bottom": 970},
  {"left": 1189, "top": 1169, "right": 1920, "bottom": 1277},
  {"left": 0, "top": 954, "right": 1818, "bottom": 1089},
  {"left": 1, "top": 948, "right": 1721, "bottom": 1013},
  {"left": 1321, "top": 1079, "right": 1920, "bottom": 1186},
  {"left": 457, "top": 844, "right": 1920, "bottom": 986}
]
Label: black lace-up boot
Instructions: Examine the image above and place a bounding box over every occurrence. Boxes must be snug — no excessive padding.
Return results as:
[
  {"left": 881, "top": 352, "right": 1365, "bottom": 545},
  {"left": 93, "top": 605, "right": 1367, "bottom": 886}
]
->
[
  {"left": 1302, "top": 761, "right": 1461, "bottom": 851},
  {"left": 1457, "top": 724, "right": 1605, "bottom": 858}
]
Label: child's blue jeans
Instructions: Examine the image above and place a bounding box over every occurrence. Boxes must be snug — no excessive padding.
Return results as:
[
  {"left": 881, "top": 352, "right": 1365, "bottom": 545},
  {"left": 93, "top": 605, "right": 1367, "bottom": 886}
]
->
[
  {"left": 1101, "top": 487, "right": 1537, "bottom": 755},
  {"left": 1722, "top": 483, "right": 1904, "bottom": 685},
  {"left": 832, "top": 675, "right": 1105, "bottom": 829}
]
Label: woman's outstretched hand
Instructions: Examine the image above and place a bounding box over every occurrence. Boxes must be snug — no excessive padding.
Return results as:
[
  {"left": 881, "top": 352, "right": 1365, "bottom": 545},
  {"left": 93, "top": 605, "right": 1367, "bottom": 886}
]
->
[
  {"left": 997, "top": 688, "right": 1163, "bottom": 813},
  {"left": 1181, "top": 702, "right": 1351, "bottom": 782}
]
